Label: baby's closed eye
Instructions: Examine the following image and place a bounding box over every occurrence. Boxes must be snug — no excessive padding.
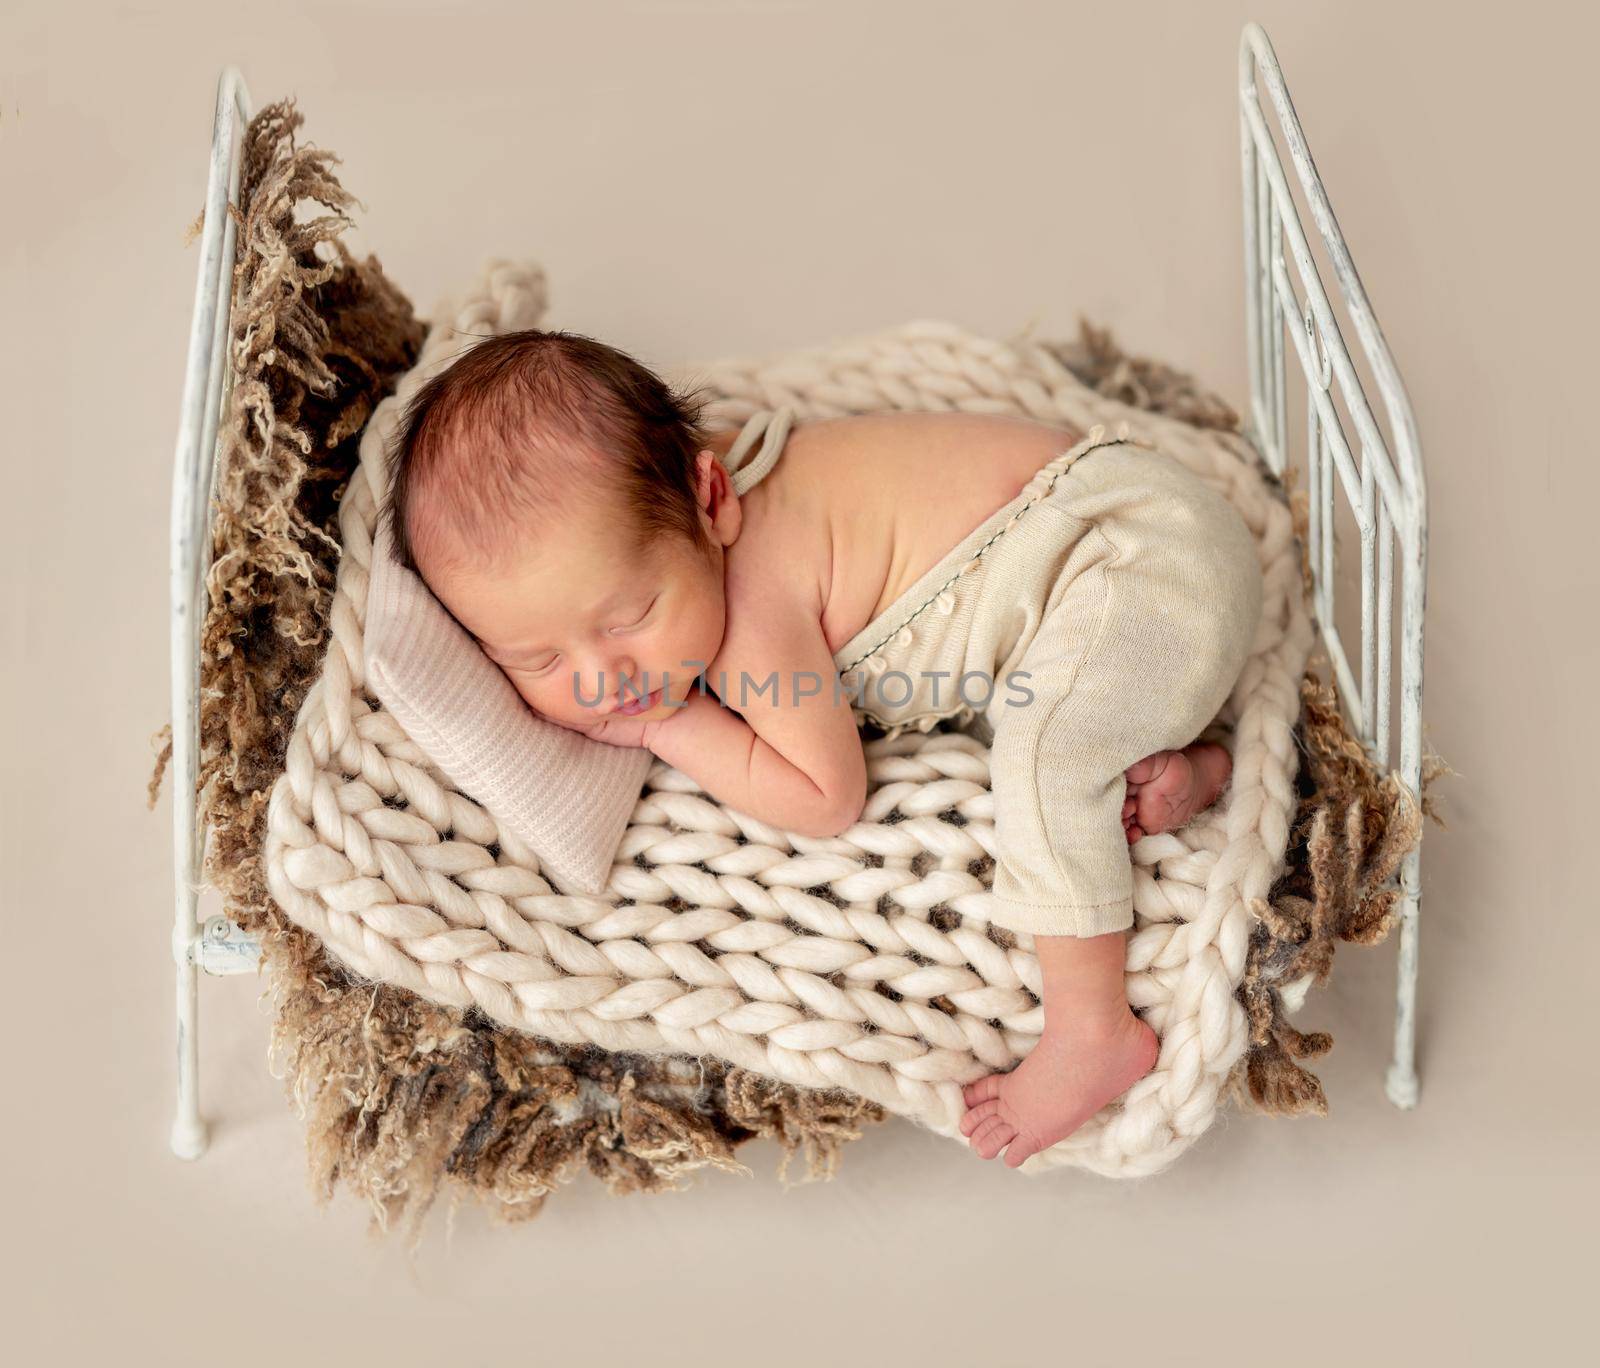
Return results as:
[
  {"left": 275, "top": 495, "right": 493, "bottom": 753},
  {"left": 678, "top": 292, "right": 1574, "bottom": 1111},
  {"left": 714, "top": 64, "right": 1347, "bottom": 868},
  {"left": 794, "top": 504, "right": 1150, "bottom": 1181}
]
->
[
  {"left": 486, "top": 591, "right": 663, "bottom": 678},
  {"left": 611, "top": 594, "right": 659, "bottom": 634}
]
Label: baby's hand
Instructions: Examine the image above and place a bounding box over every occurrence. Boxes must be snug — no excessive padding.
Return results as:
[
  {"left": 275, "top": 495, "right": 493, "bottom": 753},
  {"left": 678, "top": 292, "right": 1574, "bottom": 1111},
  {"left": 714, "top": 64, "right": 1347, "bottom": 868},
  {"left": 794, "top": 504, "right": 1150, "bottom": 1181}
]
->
[{"left": 569, "top": 712, "right": 659, "bottom": 750}]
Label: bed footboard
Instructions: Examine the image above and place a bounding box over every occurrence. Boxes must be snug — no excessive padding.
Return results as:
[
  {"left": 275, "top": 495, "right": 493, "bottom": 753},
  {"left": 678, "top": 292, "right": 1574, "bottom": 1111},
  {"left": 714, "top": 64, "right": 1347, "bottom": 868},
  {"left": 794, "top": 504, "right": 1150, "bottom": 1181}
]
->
[{"left": 1237, "top": 22, "right": 1429, "bottom": 1108}]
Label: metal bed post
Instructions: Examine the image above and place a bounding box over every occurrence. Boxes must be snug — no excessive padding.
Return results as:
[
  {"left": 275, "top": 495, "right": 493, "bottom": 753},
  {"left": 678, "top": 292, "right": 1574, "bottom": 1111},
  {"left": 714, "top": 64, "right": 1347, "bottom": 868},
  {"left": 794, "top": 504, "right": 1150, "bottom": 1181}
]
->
[
  {"left": 1237, "top": 21, "right": 1429, "bottom": 1107},
  {"left": 169, "top": 67, "right": 262, "bottom": 1160}
]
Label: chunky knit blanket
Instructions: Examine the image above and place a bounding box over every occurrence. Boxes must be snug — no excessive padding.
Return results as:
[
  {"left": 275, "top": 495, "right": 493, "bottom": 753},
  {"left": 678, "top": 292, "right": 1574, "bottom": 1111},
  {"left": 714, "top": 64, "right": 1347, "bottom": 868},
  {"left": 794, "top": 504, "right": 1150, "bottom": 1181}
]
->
[{"left": 263, "top": 259, "right": 1314, "bottom": 1177}]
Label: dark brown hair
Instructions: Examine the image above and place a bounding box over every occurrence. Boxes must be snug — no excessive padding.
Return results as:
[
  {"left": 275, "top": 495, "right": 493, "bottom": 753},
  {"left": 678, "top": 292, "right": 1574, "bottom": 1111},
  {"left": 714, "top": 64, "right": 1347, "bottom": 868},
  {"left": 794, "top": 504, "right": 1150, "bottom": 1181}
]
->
[{"left": 381, "top": 328, "right": 717, "bottom": 579}]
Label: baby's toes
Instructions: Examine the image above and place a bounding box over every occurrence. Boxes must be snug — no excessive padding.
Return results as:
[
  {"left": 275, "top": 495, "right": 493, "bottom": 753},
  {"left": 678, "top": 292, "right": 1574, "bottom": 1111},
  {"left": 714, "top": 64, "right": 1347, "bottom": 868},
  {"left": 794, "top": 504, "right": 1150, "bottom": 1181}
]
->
[
  {"left": 969, "top": 1115, "right": 1017, "bottom": 1160},
  {"left": 1125, "top": 752, "right": 1169, "bottom": 786},
  {"left": 960, "top": 1097, "right": 1002, "bottom": 1137},
  {"left": 962, "top": 1074, "right": 1001, "bottom": 1110},
  {"left": 1002, "top": 1132, "right": 1045, "bottom": 1169}
]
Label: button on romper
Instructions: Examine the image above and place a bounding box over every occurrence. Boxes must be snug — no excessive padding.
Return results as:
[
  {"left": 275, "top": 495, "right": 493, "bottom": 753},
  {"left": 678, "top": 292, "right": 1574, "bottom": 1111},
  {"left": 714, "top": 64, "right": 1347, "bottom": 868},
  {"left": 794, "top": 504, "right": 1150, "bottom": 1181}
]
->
[{"left": 721, "top": 408, "right": 1265, "bottom": 940}]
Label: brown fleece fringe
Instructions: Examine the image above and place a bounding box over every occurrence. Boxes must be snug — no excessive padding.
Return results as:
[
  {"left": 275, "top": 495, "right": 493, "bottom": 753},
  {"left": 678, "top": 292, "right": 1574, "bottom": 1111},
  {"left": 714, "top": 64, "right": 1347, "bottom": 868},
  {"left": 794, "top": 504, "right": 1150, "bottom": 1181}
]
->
[
  {"left": 1041, "top": 319, "right": 1245, "bottom": 434},
  {"left": 146, "top": 99, "right": 1445, "bottom": 1242}
]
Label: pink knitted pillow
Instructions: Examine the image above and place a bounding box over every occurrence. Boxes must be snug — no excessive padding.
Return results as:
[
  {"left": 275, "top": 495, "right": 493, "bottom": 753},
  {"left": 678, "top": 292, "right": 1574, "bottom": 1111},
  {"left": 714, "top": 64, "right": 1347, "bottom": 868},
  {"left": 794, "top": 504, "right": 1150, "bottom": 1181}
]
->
[{"left": 363, "top": 514, "right": 654, "bottom": 897}]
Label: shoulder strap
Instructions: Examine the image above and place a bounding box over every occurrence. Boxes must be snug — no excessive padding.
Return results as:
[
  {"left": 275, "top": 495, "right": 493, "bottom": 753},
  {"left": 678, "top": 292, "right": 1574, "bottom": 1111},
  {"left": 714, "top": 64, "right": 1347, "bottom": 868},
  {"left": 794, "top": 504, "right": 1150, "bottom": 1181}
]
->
[{"left": 719, "top": 404, "right": 797, "bottom": 495}]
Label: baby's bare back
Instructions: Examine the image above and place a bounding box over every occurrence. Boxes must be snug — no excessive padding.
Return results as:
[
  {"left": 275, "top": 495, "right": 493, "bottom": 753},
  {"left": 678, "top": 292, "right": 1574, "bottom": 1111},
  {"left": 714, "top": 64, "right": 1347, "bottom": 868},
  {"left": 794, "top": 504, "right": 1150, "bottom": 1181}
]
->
[{"left": 716, "top": 410, "right": 1083, "bottom": 658}]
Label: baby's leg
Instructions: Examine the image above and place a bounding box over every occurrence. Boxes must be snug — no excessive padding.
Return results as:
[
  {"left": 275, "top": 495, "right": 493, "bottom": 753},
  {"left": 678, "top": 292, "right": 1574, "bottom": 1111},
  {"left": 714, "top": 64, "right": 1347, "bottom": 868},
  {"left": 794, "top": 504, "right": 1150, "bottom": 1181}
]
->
[
  {"left": 961, "top": 931, "right": 1157, "bottom": 1167},
  {"left": 962, "top": 496, "right": 1261, "bottom": 1166}
]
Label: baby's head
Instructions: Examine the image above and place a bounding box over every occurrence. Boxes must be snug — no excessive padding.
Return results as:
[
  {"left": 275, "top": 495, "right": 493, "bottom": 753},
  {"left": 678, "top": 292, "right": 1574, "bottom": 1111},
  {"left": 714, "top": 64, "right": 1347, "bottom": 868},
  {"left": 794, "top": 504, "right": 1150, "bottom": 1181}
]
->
[{"left": 382, "top": 329, "right": 741, "bottom": 726}]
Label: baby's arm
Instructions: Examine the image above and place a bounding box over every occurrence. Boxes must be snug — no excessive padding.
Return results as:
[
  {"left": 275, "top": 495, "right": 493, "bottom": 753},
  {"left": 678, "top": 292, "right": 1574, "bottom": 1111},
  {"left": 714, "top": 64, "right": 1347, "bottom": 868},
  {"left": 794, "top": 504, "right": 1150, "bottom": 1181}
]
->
[{"left": 647, "top": 585, "right": 866, "bottom": 838}]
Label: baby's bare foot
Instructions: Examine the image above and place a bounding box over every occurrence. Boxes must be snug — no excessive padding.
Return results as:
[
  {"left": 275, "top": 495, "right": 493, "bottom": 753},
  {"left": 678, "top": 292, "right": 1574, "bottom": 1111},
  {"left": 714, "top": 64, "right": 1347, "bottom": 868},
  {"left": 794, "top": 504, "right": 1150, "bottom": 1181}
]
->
[
  {"left": 1120, "top": 741, "right": 1232, "bottom": 844},
  {"left": 959, "top": 1009, "right": 1158, "bottom": 1168}
]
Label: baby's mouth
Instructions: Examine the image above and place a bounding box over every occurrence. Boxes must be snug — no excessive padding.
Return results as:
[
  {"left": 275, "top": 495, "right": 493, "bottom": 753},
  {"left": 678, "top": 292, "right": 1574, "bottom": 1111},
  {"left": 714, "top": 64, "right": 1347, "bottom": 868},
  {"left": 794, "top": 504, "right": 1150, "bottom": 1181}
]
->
[{"left": 616, "top": 684, "right": 662, "bottom": 716}]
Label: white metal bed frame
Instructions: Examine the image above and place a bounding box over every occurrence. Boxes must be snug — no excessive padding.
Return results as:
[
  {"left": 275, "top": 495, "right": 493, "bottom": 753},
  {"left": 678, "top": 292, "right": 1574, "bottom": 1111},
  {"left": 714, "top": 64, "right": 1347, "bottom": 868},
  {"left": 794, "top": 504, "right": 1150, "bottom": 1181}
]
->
[{"left": 166, "top": 22, "right": 1428, "bottom": 1159}]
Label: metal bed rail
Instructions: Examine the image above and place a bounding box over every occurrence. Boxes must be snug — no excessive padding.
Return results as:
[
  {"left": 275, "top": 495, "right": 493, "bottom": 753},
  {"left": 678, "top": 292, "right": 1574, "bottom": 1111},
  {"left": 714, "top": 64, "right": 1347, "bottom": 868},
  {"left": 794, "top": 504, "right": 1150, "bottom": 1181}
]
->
[
  {"left": 167, "top": 24, "right": 1431, "bottom": 1158},
  {"left": 1237, "top": 21, "right": 1428, "bottom": 1108},
  {"left": 168, "top": 67, "right": 260, "bottom": 1160}
]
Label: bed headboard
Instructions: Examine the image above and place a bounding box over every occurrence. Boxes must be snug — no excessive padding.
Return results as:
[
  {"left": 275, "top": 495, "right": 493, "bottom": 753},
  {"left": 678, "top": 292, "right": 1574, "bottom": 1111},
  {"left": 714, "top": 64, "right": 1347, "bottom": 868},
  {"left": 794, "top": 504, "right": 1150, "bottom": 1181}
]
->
[
  {"left": 166, "top": 67, "right": 252, "bottom": 1160},
  {"left": 1236, "top": 22, "right": 1428, "bottom": 1108}
]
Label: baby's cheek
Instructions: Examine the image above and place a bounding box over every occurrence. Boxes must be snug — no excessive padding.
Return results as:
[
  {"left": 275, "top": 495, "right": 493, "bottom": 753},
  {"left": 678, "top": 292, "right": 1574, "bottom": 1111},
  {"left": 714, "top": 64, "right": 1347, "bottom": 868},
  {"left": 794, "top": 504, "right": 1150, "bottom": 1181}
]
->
[
  {"left": 662, "top": 621, "right": 712, "bottom": 676},
  {"left": 505, "top": 672, "right": 539, "bottom": 712},
  {"left": 505, "top": 668, "right": 556, "bottom": 716}
]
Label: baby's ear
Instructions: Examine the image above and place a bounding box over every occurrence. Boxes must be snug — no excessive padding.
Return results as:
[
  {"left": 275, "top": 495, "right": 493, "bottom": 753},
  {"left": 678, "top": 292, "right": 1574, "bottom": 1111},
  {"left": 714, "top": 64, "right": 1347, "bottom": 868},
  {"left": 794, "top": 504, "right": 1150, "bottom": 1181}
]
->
[
  {"left": 695, "top": 449, "right": 742, "bottom": 544},
  {"left": 695, "top": 447, "right": 732, "bottom": 503}
]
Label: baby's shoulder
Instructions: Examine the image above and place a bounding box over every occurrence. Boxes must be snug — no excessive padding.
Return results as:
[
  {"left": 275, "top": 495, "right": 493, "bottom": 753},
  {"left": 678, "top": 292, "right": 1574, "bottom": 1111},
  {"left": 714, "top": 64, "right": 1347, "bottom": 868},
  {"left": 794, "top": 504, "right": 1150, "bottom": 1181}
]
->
[{"left": 793, "top": 409, "right": 1076, "bottom": 482}]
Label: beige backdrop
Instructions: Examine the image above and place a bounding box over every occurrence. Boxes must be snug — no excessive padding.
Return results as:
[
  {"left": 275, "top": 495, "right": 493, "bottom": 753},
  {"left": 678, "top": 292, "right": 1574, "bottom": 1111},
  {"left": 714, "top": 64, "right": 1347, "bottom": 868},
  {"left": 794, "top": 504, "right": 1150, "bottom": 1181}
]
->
[{"left": 4, "top": 0, "right": 1595, "bottom": 1362}]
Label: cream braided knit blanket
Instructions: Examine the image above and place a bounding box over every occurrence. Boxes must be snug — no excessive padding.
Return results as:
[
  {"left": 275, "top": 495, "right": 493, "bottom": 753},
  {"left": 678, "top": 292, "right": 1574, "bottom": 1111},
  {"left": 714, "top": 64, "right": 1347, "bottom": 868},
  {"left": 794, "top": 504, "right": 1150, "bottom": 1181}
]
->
[{"left": 263, "top": 259, "right": 1314, "bottom": 1177}]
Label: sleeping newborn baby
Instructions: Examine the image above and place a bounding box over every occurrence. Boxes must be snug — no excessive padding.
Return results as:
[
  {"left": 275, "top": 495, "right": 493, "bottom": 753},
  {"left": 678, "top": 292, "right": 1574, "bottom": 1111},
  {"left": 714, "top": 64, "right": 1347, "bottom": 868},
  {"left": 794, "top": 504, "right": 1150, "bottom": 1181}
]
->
[{"left": 382, "top": 328, "right": 1264, "bottom": 1167}]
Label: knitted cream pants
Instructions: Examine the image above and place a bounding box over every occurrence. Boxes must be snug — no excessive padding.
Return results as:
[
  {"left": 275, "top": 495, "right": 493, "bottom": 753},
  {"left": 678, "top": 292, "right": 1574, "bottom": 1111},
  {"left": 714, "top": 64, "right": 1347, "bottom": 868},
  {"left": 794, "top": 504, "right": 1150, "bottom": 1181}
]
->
[
  {"left": 835, "top": 436, "right": 1264, "bottom": 938},
  {"left": 981, "top": 441, "right": 1263, "bottom": 935}
]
